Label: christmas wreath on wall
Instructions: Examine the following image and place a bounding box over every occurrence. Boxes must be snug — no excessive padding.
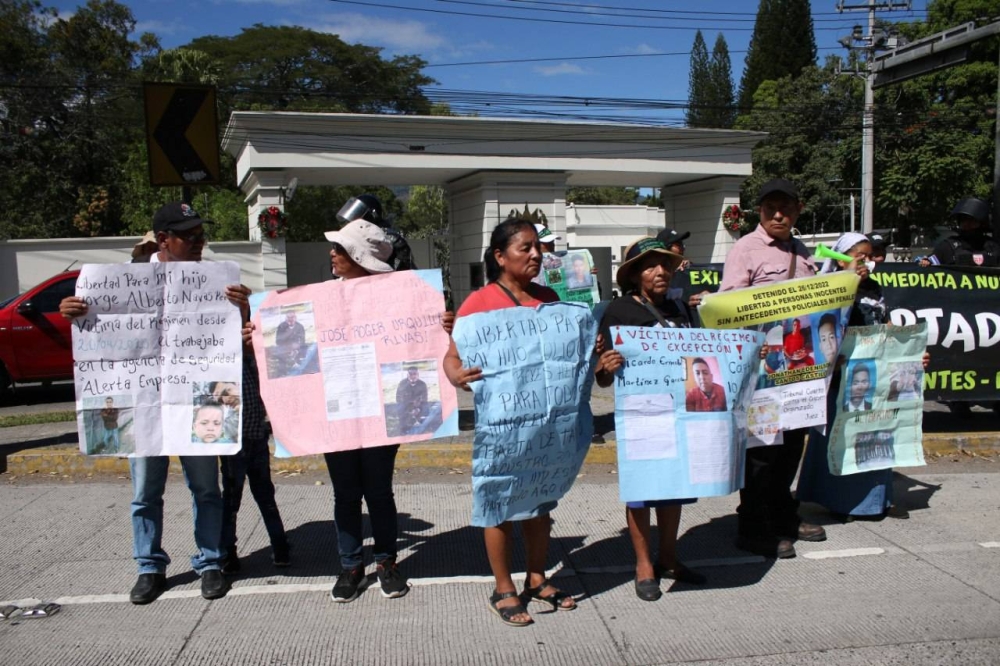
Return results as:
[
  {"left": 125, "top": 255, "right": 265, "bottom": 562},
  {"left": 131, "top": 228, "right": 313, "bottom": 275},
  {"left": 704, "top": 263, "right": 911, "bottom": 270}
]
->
[
  {"left": 257, "top": 206, "right": 288, "bottom": 239},
  {"left": 721, "top": 204, "right": 748, "bottom": 234}
]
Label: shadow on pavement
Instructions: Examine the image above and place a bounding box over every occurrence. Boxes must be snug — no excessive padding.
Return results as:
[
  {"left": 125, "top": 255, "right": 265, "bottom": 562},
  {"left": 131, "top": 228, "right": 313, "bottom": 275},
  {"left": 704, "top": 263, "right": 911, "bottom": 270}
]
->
[{"left": 565, "top": 514, "right": 775, "bottom": 600}]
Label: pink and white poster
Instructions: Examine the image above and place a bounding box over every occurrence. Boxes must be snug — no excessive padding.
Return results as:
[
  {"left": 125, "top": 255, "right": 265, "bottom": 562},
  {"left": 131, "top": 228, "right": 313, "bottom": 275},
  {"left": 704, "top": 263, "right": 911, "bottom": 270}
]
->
[{"left": 249, "top": 270, "right": 458, "bottom": 457}]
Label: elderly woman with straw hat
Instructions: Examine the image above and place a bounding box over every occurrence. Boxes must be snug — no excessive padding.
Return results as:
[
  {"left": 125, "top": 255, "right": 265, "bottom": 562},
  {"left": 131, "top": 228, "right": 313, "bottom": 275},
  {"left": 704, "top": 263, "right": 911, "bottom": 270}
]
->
[{"left": 595, "top": 237, "right": 708, "bottom": 601}]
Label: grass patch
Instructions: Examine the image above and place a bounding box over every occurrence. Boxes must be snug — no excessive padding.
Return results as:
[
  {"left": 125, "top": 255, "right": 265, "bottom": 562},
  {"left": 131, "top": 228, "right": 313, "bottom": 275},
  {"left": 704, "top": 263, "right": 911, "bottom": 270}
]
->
[{"left": 0, "top": 411, "right": 76, "bottom": 428}]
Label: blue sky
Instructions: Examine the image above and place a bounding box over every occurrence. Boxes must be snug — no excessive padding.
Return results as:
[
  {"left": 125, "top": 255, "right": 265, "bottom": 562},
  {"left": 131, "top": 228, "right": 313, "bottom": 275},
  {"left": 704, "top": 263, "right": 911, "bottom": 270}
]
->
[{"left": 49, "top": 0, "right": 931, "bottom": 124}]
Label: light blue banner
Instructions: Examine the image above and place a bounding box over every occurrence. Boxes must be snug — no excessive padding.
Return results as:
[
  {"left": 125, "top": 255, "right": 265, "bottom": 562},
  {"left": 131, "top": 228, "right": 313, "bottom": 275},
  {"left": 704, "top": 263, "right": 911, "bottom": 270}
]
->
[
  {"left": 611, "top": 326, "right": 765, "bottom": 502},
  {"left": 453, "top": 302, "right": 597, "bottom": 527}
]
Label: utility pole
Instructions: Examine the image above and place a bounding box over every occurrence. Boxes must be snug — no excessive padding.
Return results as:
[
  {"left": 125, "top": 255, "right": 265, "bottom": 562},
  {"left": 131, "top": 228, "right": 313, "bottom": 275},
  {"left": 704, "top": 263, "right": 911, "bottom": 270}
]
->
[{"left": 837, "top": 1, "right": 912, "bottom": 235}]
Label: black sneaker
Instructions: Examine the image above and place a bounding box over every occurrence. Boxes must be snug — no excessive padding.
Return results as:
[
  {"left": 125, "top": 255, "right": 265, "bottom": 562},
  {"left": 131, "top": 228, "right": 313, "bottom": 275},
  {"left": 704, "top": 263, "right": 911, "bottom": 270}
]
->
[
  {"left": 331, "top": 566, "right": 365, "bottom": 603},
  {"left": 129, "top": 573, "right": 167, "bottom": 605},
  {"left": 272, "top": 543, "right": 291, "bottom": 568},
  {"left": 376, "top": 559, "right": 409, "bottom": 599}
]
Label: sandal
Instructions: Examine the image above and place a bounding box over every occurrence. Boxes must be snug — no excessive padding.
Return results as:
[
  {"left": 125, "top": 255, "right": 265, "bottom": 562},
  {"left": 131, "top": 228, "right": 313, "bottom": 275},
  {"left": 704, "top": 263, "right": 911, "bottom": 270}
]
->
[
  {"left": 488, "top": 590, "right": 533, "bottom": 627},
  {"left": 522, "top": 578, "right": 577, "bottom": 611}
]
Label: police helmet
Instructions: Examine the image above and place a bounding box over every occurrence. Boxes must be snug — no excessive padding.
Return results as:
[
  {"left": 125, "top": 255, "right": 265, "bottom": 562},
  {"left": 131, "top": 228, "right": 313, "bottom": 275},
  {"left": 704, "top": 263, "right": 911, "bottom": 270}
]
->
[
  {"left": 949, "top": 198, "right": 989, "bottom": 227},
  {"left": 336, "top": 194, "right": 385, "bottom": 228}
]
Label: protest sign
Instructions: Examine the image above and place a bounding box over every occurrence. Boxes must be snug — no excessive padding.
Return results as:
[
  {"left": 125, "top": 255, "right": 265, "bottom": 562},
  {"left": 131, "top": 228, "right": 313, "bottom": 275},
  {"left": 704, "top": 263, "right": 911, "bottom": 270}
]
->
[
  {"left": 674, "top": 263, "right": 1000, "bottom": 402},
  {"left": 535, "top": 250, "right": 600, "bottom": 307},
  {"left": 698, "top": 272, "right": 859, "bottom": 444},
  {"left": 72, "top": 261, "right": 242, "bottom": 457},
  {"left": 249, "top": 270, "right": 458, "bottom": 457},
  {"left": 611, "top": 326, "right": 764, "bottom": 502},
  {"left": 828, "top": 323, "right": 928, "bottom": 475},
  {"left": 873, "top": 265, "right": 1000, "bottom": 402},
  {"left": 452, "top": 302, "right": 597, "bottom": 527}
]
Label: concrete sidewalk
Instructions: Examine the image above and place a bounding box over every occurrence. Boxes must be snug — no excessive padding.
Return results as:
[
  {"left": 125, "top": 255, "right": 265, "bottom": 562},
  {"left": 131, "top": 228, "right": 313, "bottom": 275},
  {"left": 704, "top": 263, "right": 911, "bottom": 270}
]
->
[{"left": 1, "top": 464, "right": 998, "bottom": 665}]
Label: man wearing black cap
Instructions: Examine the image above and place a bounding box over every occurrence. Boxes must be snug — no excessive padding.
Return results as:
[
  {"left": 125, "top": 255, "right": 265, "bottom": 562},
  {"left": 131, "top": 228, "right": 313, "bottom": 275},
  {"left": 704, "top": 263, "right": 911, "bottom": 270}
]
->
[
  {"left": 59, "top": 201, "right": 251, "bottom": 604},
  {"left": 919, "top": 198, "right": 999, "bottom": 268},
  {"left": 719, "top": 178, "right": 827, "bottom": 559},
  {"left": 656, "top": 228, "right": 692, "bottom": 271}
]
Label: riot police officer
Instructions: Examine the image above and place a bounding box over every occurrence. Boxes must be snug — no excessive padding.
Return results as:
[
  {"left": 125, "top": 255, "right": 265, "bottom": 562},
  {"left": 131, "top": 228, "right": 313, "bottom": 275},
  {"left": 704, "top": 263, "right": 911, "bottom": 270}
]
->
[{"left": 920, "top": 198, "right": 999, "bottom": 267}]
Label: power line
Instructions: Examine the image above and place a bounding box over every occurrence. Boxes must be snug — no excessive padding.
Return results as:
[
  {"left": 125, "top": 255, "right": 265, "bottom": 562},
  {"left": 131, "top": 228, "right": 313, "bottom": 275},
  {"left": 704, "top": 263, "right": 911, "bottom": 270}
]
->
[
  {"left": 325, "top": 0, "right": 880, "bottom": 32},
  {"left": 423, "top": 46, "right": 844, "bottom": 68}
]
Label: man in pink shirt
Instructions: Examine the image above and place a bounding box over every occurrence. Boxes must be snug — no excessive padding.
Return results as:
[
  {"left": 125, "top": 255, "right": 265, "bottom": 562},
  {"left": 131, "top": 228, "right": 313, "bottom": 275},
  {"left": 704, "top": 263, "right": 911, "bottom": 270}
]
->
[{"left": 720, "top": 178, "right": 827, "bottom": 559}]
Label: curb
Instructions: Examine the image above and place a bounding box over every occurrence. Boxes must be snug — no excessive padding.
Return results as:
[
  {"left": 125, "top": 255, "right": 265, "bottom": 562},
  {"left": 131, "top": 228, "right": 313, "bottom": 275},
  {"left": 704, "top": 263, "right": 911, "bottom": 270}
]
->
[{"left": 3, "top": 433, "right": 995, "bottom": 477}]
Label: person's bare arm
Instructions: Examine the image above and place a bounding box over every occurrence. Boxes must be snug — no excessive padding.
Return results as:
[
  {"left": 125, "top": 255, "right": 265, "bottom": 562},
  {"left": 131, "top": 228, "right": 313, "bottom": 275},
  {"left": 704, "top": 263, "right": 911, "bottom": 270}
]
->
[{"left": 443, "top": 339, "right": 482, "bottom": 391}]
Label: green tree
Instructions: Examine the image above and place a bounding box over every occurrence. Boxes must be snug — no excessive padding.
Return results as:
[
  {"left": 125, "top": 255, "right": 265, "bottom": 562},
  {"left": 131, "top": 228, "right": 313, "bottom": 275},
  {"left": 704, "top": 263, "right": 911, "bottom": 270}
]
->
[
  {"left": 686, "top": 31, "right": 711, "bottom": 128},
  {"left": 0, "top": 0, "right": 155, "bottom": 238},
  {"left": 737, "top": 60, "right": 862, "bottom": 234},
  {"left": 867, "top": 0, "right": 1000, "bottom": 241},
  {"left": 738, "top": 0, "right": 817, "bottom": 113},
  {"left": 707, "top": 33, "right": 737, "bottom": 129},
  {"left": 186, "top": 25, "right": 434, "bottom": 116},
  {"left": 566, "top": 187, "right": 638, "bottom": 205}
]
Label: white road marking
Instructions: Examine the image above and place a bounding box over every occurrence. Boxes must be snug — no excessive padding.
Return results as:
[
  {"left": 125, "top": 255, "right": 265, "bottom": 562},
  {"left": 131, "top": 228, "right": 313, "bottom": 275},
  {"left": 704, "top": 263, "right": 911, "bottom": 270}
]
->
[{"left": 3, "top": 544, "right": 993, "bottom": 608}]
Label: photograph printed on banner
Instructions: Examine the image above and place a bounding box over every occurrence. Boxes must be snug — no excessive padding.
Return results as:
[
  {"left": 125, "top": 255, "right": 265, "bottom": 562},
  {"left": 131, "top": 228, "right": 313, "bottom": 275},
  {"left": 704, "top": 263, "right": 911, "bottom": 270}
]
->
[
  {"left": 191, "top": 382, "right": 241, "bottom": 444},
  {"left": 82, "top": 394, "right": 135, "bottom": 455},
  {"left": 565, "top": 253, "right": 594, "bottom": 291},
  {"left": 781, "top": 316, "right": 815, "bottom": 370},
  {"left": 843, "top": 360, "right": 876, "bottom": 412},
  {"left": 684, "top": 356, "right": 727, "bottom": 413},
  {"left": 812, "top": 310, "right": 843, "bottom": 366},
  {"left": 887, "top": 361, "right": 923, "bottom": 402},
  {"left": 854, "top": 429, "right": 895, "bottom": 470},
  {"left": 381, "top": 359, "right": 444, "bottom": 437},
  {"left": 260, "top": 302, "right": 320, "bottom": 380}
]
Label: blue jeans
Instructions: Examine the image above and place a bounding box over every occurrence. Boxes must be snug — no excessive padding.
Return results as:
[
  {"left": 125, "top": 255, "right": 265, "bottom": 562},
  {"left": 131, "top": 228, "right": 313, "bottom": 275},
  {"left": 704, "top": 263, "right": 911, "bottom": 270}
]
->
[
  {"left": 220, "top": 437, "right": 288, "bottom": 555},
  {"left": 130, "top": 456, "right": 224, "bottom": 575},
  {"left": 104, "top": 427, "right": 120, "bottom": 452},
  {"left": 324, "top": 445, "right": 400, "bottom": 569}
]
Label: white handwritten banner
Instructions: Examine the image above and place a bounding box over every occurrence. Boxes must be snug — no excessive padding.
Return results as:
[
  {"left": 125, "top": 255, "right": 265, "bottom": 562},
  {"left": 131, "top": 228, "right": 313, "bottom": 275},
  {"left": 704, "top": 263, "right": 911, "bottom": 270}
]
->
[
  {"left": 452, "top": 302, "right": 597, "bottom": 527},
  {"left": 828, "top": 323, "right": 928, "bottom": 475},
  {"left": 698, "top": 272, "right": 860, "bottom": 445},
  {"left": 248, "top": 270, "right": 458, "bottom": 456},
  {"left": 611, "top": 326, "right": 764, "bottom": 501},
  {"left": 72, "top": 262, "right": 242, "bottom": 457}
]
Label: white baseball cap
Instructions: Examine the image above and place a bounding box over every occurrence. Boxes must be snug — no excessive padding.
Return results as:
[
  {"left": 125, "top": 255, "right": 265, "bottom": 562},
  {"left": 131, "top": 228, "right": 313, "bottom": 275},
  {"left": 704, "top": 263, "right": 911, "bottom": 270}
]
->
[{"left": 534, "top": 223, "right": 561, "bottom": 243}]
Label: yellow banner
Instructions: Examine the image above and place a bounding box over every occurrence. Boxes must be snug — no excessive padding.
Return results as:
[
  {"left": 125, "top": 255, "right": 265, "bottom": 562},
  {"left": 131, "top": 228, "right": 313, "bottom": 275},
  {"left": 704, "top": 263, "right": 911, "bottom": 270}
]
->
[{"left": 699, "top": 273, "right": 860, "bottom": 329}]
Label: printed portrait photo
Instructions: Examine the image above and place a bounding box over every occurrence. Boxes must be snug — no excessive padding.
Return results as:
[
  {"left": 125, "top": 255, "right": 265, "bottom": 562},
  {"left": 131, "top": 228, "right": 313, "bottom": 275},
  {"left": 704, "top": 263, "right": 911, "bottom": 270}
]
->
[
  {"left": 854, "top": 430, "right": 896, "bottom": 470},
  {"left": 844, "top": 361, "right": 876, "bottom": 413},
  {"left": 759, "top": 324, "right": 786, "bottom": 386},
  {"left": 191, "top": 382, "right": 241, "bottom": 444},
  {"left": 261, "top": 302, "right": 320, "bottom": 380},
  {"left": 811, "top": 310, "right": 842, "bottom": 365},
  {"left": 380, "top": 359, "right": 443, "bottom": 437},
  {"left": 887, "top": 361, "right": 923, "bottom": 403},
  {"left": 82, "top": 394, "right": 135, "bottom": 455},
  {"left": 684, "top": 356, "right": 728, "bottom": 413},
  {"left": 782, "top": 315, "right": 815, "bottom": 370},
  {"left": 564, "top": 253, "right": 594, "bottom": 291}
]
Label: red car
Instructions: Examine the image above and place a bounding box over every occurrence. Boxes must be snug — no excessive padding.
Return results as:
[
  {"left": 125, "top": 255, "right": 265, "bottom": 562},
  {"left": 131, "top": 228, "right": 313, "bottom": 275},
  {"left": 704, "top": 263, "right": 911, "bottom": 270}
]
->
[{"left": 0, "top": 270, "right": 79, "bottom": 401}]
